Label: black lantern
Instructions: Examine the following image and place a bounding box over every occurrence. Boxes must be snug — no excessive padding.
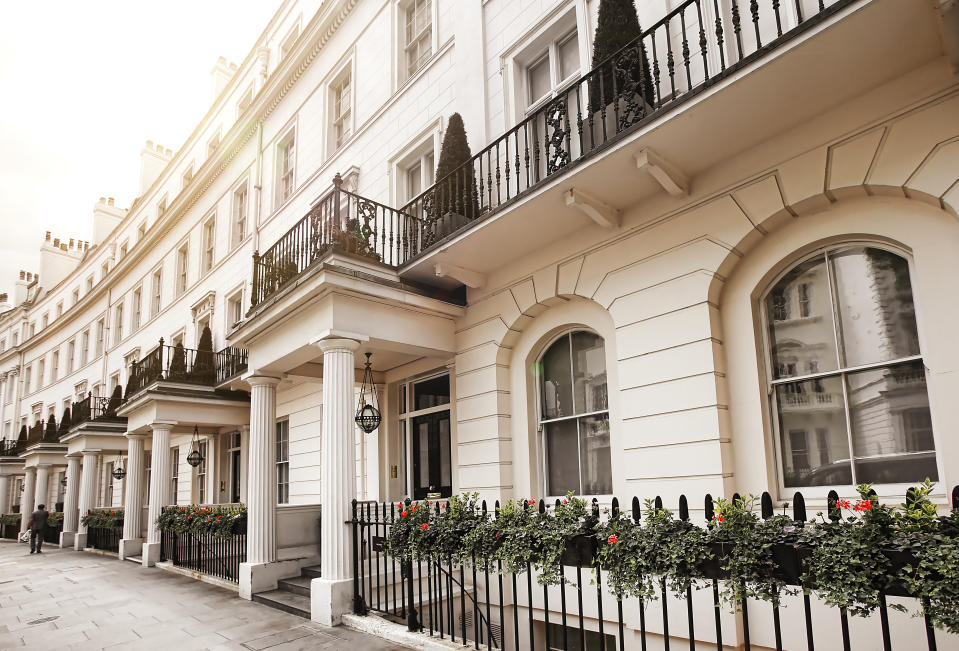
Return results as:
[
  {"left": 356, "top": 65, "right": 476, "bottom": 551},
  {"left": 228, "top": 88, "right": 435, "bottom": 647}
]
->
[
  {"left": 187, "top": 425, "right": 204, "bottom": 467},
  {"left": 112, "top": 456, "right": 126, "bottom": 481},
  {"left": 354, "top": 352, "right": 381, "bottom": 434},
  {"left": 60, "top": 474, "right": 68, "bottom": 487}
]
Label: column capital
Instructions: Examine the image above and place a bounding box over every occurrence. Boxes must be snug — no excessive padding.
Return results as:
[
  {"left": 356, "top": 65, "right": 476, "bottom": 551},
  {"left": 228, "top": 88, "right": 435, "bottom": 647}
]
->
[
  {"left": 125, "top": 431, "right": 150, "bottom": 440},
  {"left": 65, "top": 452, "right": 82, "bottom": 459},
  {"left": 150, "top": 420, "right": 178, "bottom": 431},
  {"left": 315, "top": 338, "right": 362, "bottom": 354},
  {"left": 36, "top": 463, "right": 52, "bottom": 469},
  {"left": 247, "top": 375, "right": 281, "bottom": 388},
  {"left": 80, "top": 449, "right": 102, "bottom": 458}
]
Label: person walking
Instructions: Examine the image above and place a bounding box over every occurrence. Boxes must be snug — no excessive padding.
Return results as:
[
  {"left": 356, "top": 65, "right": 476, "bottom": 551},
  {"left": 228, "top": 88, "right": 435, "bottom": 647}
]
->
[{"left": 28, "top": 504, "right": 49, "bottom": 554}]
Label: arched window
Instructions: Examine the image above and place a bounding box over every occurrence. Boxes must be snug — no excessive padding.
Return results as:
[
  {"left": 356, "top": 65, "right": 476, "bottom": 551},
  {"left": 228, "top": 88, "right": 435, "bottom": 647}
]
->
[
  {"left": 763, "top": 245, "right": 937, "bottom": 488},
  {"left": 539, "top": 331, "right": 611, "bottom": 495}
]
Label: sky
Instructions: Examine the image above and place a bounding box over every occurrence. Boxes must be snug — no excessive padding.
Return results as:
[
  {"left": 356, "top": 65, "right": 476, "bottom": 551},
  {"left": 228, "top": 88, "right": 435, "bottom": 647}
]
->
[{"left": 0, "top": 1, "right": 283, "bottom": 301}]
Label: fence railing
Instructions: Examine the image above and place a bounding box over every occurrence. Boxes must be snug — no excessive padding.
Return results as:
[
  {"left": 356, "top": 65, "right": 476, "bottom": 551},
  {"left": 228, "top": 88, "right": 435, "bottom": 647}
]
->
[
  {"left": 251, "top": 176, "right": 416, "bottom": 306},
  {"left": 0, "top": 439, "right": 20, "bottom": 457},
  {"left": 353, "top": 485, "right": 959, "bottom": 651},
  {"left": 87, "top": 526, "right": 122, "bottom": 553},
  {"left": 70, "top": 394, "right": 123, "bottom": 430},
  {"left": 159, "top": 528, "right": 247, "bottom": 583},
  {"left": 126, "top": 340, "right": 249, "bottom": 399},
  {"left": 215, "top": 346, "right": 249, "bottom": 384}
]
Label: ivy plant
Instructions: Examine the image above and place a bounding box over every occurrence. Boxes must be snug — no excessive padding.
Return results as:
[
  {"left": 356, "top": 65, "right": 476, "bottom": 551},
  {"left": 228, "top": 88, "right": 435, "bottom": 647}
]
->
[
  {"left": 81, "top": 508, "right": 124, "bottom": 529},
  {"left": 156, "top": 504, "right": 246, "bottom": 539}
]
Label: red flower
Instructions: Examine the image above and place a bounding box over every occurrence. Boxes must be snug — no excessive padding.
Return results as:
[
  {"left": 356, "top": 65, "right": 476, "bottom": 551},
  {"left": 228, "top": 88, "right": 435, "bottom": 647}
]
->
[
  {"left": 421, "top": 523, "right": 429, "bottom": 531},
  {"left": 401, "top": 511, "right": 408, "bottom": 518},
  {"left": 411, "top": 505, "right": 417, "bottom": 512},
  {"left": 853, "top": 500, "right": 873, "bottom": 512},
  {"left": 712, "top": 514, "right": 724, "bottom": 523},
  {"left": 836, "top": 499, "right": 851, "bottom": 510},
  {"left": 607, "top": 534, "right": 618, "bottom": 544},
  {"left": 494, "top": 532, "right": 499, "bottom": 538},
  {"left": 562, "top": 499, "right": 568, "bottom": 505},
  {"left": 528, "top": 499, "right": 536, "bottom": 506},
  {"left": 427, "top": 501, "right": 433, "bottom": 506},
  {"left": 217, "top": 516, "right": 222, "bottom": 520}
]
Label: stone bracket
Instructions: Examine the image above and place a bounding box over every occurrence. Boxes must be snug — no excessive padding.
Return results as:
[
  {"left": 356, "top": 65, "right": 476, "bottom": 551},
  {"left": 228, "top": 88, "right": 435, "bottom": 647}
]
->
[
  {"left": 434, "top": 263, "right": 486, "bottom": 288},
  {"left": 564, "top": 188, "right": 621, "bottom": 228},
  {"left": 634, "top": 148, "right": 689, "bottom": 197}
]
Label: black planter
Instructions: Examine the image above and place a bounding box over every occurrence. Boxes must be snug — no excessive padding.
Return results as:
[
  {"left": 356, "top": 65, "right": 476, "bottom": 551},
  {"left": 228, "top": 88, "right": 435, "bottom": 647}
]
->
[
  {"left": 882, "top": 548, "right": 919, "bottom": 598},
  {"left": 433, "top": 212, "right": 469, "bottom": 241},
  {"left": 231, "top": 517, "right": 248, "bottom": 535},
  {"left": 561, "top": 534, "right": 597, "bottom": 567},
  {"left": 771, "top": 542, "right": 804, "bottom": 585},
  {"left": 699, "top": 541, "right": 731, "bottom": 580}
]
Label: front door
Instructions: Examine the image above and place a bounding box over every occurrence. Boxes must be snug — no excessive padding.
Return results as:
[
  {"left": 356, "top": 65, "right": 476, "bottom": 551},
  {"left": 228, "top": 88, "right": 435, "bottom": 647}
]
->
[{"left": 411, "top": 411, "right": 452, "bottom": 500}]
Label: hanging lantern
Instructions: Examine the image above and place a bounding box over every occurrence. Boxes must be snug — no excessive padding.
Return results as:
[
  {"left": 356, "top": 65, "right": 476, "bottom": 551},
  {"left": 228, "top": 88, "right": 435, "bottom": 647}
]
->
[
  {"left": 112, "top": 455, "right": 126, "bottom": 480},
  {"left": 354, "top": 352, "right": 381, "bottom": 434},
  {"left": 60, "top": 474, "right": 68, "bottom": 487},
  {"left": 187, "top": 425, "right": 204, "bottom": 467}
]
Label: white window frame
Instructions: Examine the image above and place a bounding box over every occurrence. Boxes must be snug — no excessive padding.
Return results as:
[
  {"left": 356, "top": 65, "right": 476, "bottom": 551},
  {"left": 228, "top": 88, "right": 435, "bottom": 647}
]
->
[
  {"left": 66, "top": 340, "right": 75, "bottom": 374},
  {"left": 760, "top": 242, "right": 941, "bottom": 496},
  {"left": 327, "top": 60, "right": 354, "bottom": 154},
  {"left": 207, "top": 130, "right": 221, "bottom": 158},
  {"left": 236, "top": 83, "right": 253, "bottom": 119},
  {"left": 276, "top": 419, "right": 290, "bottom": 504},
  {"left": 176, "top": 242, "right": 189, "bottom": 296},
  {"left": 389, "top": 121, "right": 442, "bottom": 206},
  {"left": 225, "top": 288, "right": 244, "bottom": 332},
  {"left": 275, "top": 125, "right": 297, "bottom": 208},
  {"left": 182, "top": 164, "right": 194, "bottom": 191},
  {"left": 535, "top": 329, "right": 612, "bottom": 500},
  {"left": 202, "top": 214, "right": 216, "bottom": 275},
  {"left": 113, "top": 302, "right": 124, "bottom": 346},
  {"left": 396, "top": 0, "right": 437, "bottom": 84},
  {"left": 231, "top": 179, "right": 249, "bottom": 249},
  {"left": 80, "top": 329, "right": 90, "bottom": 365},
  {"left": 170, "top": 447, "right": 179, "bottom": 506},
  {"left": 37, "top": 359, "right": 45, "bottom": 389},
  {"left": 279, "top": 19, "right": 301, "bottom": 60},
  {"left": 51, "top": 350, "right": 59, "bottom": 383},
  {"left": 151, "top": 268, "right": 163, "bottom": 317},
  {"left": 157, "top": 195, "right": 168, "bottom": 219}
]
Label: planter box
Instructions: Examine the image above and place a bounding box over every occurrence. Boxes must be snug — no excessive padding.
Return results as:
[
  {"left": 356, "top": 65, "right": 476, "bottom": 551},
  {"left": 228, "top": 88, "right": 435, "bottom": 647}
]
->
[
  {"left": 433, "top": 212, "right": 469, "bottom": 242},
  {"left": 771, "top": 542, "right": 804, "bottom": 585},
  {"left": 698, "top": 541, "right": 731, "bottom": 580},
  {"left": 561, "top": 534, "right": 597, "bottom": 567},
  {"left": 231, "top": 518, "right": 247, "bottom": 535}
]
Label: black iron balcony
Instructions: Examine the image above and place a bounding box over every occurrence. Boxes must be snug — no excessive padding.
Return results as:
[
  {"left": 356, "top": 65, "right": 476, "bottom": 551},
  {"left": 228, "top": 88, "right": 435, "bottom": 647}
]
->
[
  {"left": 0, "top": 439, "right": 20, "bottom": 457},
  {"left": 125, "top": 339, "right": 250, "bottom": 400},
  {"left": 250, "top": 0, "right": 853, "bottom": 308},
  {"left": 70, "top": 394, "right": 125, "bottom": 431}
]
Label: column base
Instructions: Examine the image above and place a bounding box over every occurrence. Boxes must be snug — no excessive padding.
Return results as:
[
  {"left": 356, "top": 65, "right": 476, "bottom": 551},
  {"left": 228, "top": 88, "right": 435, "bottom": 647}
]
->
[
  {"left": 60, "top": 531, "right": 75, "bottom": 548},
  {"left": 238, "top": 559, "right": 303, "bottom": 600},
  {"left": 310, "top": 577, "right": 354, "bottom": 626},
  {"left": 119, "top": 538, "right": 142, "bottom": 560},
  {"left": 73, "top": 532, "right": 87, "bottom": 551},
  {"left": 142, "top": 541, "right": 161, "bottom": 567}
]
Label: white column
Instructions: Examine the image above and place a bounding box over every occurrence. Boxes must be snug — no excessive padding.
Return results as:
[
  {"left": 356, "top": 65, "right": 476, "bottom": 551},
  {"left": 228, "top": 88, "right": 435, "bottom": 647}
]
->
[
  {"left": 312, "top": 338, "right": 360, "bottom": 626},
  {"left": 0, "top": 475, "right": 9, "bottom": 516},
  {"left": 19, "top": 467, "right": 36, "bottom": 536},
  {"left": 143, "top": 421, "right": 174, "bottom": 566},
  {"left": 205, "top": 433, "right": 219, "bottom": 505},
  {"left": 119, "top": 434, "right": 146, "bottom": 559},
  {"left": 74, "top": 450, "right": 99, "bottom": 549},
  {"left": 33, "top": 464, "right": 50, "bottom": 511},
  {"left": 61, "top": 454, "right": 81, "bottom": 548},
  {"left": 246, "top": 377, "right": 280, "bottom": 565}
]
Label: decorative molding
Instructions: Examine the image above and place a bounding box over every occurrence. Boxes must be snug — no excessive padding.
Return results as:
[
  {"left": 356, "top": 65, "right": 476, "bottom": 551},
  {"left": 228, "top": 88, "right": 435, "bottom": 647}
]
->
[
  {"left": 434, "top": 263, "right": 487, "bottom": 288},
  {"left": 634, "top": 148, "right": 690, "bottom": 197},
  {"left": 564, "top": 188, "right": 621, "bottom": 228},
  {"left": 190, "top": 291, "right": 217, "bottom": 322}
]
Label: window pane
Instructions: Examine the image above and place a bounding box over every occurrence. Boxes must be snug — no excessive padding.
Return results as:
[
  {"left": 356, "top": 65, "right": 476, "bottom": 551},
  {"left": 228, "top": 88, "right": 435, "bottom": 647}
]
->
[
  {"left": 414, "top": 375, "right": 450, "bottom": 410},
  {"left": 571, "top": 331, "right": 607, "bottom": 414},
  {"left": 546, "top": 419, "right": 579, "bottom": 495},
  {"left": 578, "top": 414, "right": 611, "bottom": 494},
  {"left": 847, "top": 361, "right": 937, "bottom": 484},
  {"left": 766, "top": 254, "right": 838, "bottom": 379},
  {"left": 439, "top": 417, "right": 451, "bottom": 487},
  {"left": 541, "top": 336, "right": 573, "bottom": 419},
  {"left": 558, "top": 32, "right": 579, "bottom": 80},
  {"left": 775, "top": 375, "right": 851, "bottom": 487},
  {"left": 830, "top": 247, "right": 920, "bottom": 368},
  {"left": 528, "top": 56, "right": 551, "bottom": 107}
]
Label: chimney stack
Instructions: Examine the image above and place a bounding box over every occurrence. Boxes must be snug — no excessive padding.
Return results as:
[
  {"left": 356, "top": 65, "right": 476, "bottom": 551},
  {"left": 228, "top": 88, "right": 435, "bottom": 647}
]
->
[
  {"left": 211, "top": 56, "right": 236, "bottom": 102},
  {"left": 139, "top": 140, "right": 171, "bottom": 195},
  {"left": 0, "top": 293, "right": 10, "bottom": 313},
  {"left": 92, "top": 196, "right": 125, "bottom": 246},
  {"left": 13, "top": 270, "right": 30, "bottom": 306},
  {"left": 40, "top": 231, "right": 84, "bottom": 290}
]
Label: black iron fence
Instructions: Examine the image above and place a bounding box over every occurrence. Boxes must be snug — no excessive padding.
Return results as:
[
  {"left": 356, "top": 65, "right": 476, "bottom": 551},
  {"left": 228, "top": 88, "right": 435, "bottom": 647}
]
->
[
  {"left": 126, "top": 340, "right": 249, "bottom": 399},
  {"left": 70, "top": 394, "right": 122, "bottom": 429},
  {"left": 0, "top": 439, "right": 20, "bottom": 457},
  {"left": 215, "top": 346, "right": 249, "bottom": 384},
  {"left": 251, "top": 177, "right": 415, "bottom": 306},
  {"left": 87, "top": 526, "right": 122, "bottom": 553},
  {"left": 159, "top": 528, "right": 247, "bottom": 583},
  {"left": 352, "top": 486, "right": 959, "bottom": 651}
]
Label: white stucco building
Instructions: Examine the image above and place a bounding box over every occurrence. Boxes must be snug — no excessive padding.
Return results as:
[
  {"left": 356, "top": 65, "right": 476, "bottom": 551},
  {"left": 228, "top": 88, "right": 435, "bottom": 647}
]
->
[{"left": 2, "top": 0, "right": 959, "bottom": 648}]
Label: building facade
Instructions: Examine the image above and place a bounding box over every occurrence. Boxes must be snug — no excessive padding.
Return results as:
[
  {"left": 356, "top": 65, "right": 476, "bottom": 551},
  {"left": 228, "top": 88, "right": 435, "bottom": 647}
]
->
[{"left": 2, "top": 0, "right": 959, "bottom": 647}]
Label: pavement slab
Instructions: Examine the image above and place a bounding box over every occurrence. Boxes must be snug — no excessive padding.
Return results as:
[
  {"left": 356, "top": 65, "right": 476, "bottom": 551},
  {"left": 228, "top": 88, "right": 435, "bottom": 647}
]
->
[{"left": 0, "top": 541, "right": 412, "bottom": 650}]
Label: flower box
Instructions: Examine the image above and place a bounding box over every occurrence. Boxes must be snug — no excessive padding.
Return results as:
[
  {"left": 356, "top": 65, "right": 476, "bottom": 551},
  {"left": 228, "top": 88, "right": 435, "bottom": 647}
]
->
[
  {"left": 698, "top": 541, "right": 731, "bottom": 580},
  {"left": 771, "top": 542, "right": 804, "bottom": 585},
  {"left": 561, "top": 533, "right": 597, "bottom": 567}
]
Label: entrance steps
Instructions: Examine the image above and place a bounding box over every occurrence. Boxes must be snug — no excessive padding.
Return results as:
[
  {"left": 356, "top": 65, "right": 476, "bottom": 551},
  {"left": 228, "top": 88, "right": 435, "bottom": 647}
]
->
[{"left": 252, "top": 565, "right": 321, "bottom": 619}]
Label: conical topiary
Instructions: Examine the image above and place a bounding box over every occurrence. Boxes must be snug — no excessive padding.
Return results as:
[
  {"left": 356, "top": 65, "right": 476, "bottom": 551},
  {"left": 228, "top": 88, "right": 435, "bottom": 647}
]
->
[
  {"left": 589, "top": 0, "right": 654, "bottom": 113},
  {"left": 106, "top": 384, "right": 123, "bottom": 415},
  {"left": 192, "top": 326, "right": 216, "bottom": 384},
  {"left": 432, "top": 113, "right": 479, "bottom": 222},
  {"left": 59, "top": 408, "right": 72, "bottom": 433},
  {"left": 44, "top": 413, "right": 57, "bottom": 441},
  {"left": 168, "top": 342, "right": 188, "bottom": 381}
]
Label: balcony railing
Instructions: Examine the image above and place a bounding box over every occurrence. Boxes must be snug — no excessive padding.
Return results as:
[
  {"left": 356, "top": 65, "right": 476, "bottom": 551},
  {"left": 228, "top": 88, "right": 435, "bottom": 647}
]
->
[
  {"left": 249, "top": 0, "right": 853, "bottom": 308},
  {"left": 125, "top": 339, "right": 250, "bottom": 399},
  {"left": 0, "top": 439, "right": 21, "bottom": 457},
  {"left": 70, "top": 394, "right": 124, "bottom": 430},
  {"left": 215, "top": 345, "right": 249, "bottom": 384}
]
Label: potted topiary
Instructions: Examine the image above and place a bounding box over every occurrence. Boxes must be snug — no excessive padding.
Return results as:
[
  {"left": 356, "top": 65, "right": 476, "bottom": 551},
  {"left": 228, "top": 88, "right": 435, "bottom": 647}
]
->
[
  {"left": 104, "top": 385, "right": 123, "bottom": 416},
  {"left": 58, "top": 408, "right": 71, "bottom": 434},
  {"left": 191, "top": 326, "right": 216, "bottom": 384},
  {"left": 43, "top": 413, "right": 58, "bottom": 442},
  {"left": 430, "top": 113, "right": 479, "bottom": 242},
  {"left": 167, "top": 342, "right": 188, "bottom": 382},
  {"left": 588, "top": 0, "right": 655, "bottom": 141}
]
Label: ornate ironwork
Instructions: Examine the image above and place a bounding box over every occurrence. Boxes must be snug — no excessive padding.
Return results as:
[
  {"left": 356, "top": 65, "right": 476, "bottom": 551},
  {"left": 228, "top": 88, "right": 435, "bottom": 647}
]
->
[
  {"left": 543, "top": 97, "right": 570, "bottom": 176},
  {"left": 354, "top": 353, "right": 381, "bottom": 434}
]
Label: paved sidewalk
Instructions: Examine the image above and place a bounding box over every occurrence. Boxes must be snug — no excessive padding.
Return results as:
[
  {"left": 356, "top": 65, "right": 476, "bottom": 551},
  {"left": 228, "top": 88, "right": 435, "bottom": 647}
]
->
[{"left": 0, "top": 541, "right": 412, "bottom": 650}]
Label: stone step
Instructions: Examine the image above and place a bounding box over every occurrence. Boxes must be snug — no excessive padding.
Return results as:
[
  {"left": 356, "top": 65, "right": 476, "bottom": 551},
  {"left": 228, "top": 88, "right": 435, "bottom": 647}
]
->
[
  {"left": 252, "top": 589, "right": 311, "bottom": 618},
  {"left": 277, "top": 575, "right": 312, "bottom": 597},
  {"left": 301, "top": 565, "right": 322, "bottom": 579},
  {"left": 123, "top": 555, "right": 142, "bottom": 564}
]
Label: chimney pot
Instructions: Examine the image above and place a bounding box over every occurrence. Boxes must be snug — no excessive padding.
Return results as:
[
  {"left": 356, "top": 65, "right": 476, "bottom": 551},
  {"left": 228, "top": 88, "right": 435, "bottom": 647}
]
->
[
  {"left": 98, "top": 197, "right": 105, "bottom": 204},
  {"left": 19, "top": 270, "right": 25, "bottom": 280},
  {"left": 69, "top": 238, "right": 74, "bottom": 248},
  {"left": 165, "top": 148, "right": 172, "bottom": 157},
  {"left": 0, "top": 293, "right": 6, "bottom": 301},
  {"left": 45, "top": 231, "right": 51, "bottom": 241},
  {"left": 60, "top": 244, "right": 67, "bottom": 251},
  {"left": 108, "top": 197, "right": 114, "bottom": 206},
  {"left": 146, "top": 139, "right": 154, "bottom": 149}
]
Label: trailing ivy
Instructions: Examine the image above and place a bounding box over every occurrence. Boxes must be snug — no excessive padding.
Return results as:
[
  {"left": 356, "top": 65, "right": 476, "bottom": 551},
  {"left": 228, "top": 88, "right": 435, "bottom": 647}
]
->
[
  {"left": 156, "top": 504, "right": 247, "bottom": 539},
  {"left": 82, "top": 508, "right": 124, "bottom": 529}
]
